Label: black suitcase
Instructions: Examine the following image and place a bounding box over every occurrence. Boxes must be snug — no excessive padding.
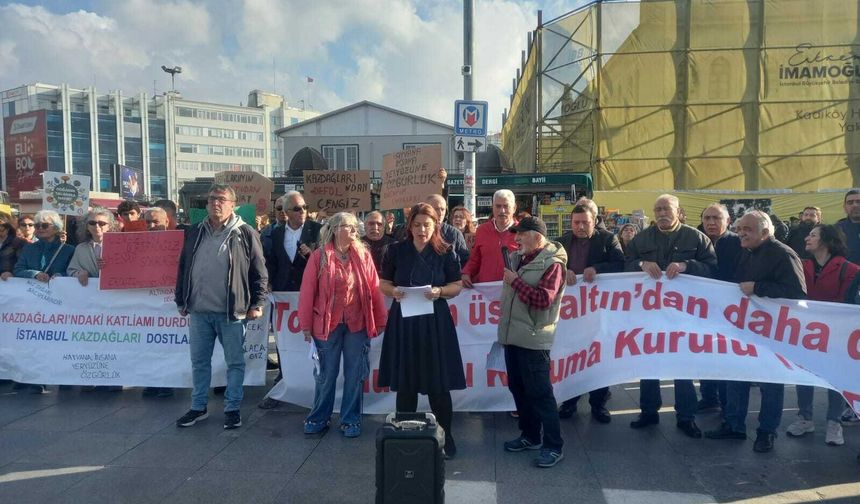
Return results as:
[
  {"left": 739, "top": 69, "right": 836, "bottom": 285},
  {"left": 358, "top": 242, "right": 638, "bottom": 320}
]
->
[{"left": 375, "top": 412, "right": 445, "bottom": 504}]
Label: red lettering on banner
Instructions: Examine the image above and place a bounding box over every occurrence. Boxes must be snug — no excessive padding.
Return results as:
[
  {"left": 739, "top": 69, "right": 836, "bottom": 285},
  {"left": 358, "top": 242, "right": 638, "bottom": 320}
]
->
[
  {"left": 730, "top": 339, "right": 758, "bottom": 356},
  {"left": 641, "top": 282, "right": 708, "bottom": 318},
  {"left": 274, "top": 301, "right": 291, "bottom": 331},
  {"left": 615, "top": 328, "right": 642, "bottom": 357},
  {"left": 842, "top": 390, "right": 860, "bottom": 414},
  {"left": 469, "top": 294, "right": 486, "bottom": 325},
  {"left": 564, "top": 341, "right": 602, "bottom": 376},
  {"left": 449, "top": 304, "right": 458, "bottom": 326},
  {"left": 723, "top": 298, "right": 830, "bottom": 352},
  {"left": 558, "top": 286, "right": 633, "bottom": 321},
  {"left": 716, "top": 333, "right": 727, "bottom": 353},
  {"left": 487, "top": 369, "right": 508, "bottom": 387},
  {"left": 644, "top": 332, "right": 665, "bottom": 354},
  {"left": 488, "top": 300, "right": 502, "bottom": 324},
  {"left": 615, "top": 328, "right": 758, "bottom": 359},
  {"left": 848, "top": 330, "right": 860, "bottom": 360},
  {"left": 690, "top": 332, "right": 712, "bottom": 353},
  {"left": 774, "top": 353, "right": 793, "bottom": 370},
  {"left": 464, "top": 362, "right": 473, "bottom": 388}
]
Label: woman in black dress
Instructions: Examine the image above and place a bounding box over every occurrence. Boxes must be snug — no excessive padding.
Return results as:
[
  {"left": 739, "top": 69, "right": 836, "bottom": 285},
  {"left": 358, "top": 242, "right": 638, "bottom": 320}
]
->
[{"left": 378, "top": 202, "right": 465, "bottom": 458}]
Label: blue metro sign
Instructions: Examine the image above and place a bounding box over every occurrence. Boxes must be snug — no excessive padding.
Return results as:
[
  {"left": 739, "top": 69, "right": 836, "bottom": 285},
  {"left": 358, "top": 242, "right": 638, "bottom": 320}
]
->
[{"left": 454, "top": 100, "right": 488, "bottom": 136}]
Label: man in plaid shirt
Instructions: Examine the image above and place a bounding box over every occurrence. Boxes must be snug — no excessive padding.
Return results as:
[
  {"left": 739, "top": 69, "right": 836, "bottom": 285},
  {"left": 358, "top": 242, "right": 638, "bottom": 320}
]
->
[{"left": 497, "top": 217, "right": 568, "bottom": 468}]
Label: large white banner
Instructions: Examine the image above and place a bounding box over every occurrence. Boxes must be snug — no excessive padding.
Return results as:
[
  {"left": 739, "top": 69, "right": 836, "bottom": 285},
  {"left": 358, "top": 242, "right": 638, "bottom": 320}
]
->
[
  {"left": 267, "top": 273, "right": 860, "bottom": 414},
  {"left": 0, "top": 278, "right": 268, "bottom": 387}
]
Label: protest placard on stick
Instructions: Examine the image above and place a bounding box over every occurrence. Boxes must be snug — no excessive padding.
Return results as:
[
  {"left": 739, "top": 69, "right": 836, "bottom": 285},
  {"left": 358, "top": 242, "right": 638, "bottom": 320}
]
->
[
  {"left": 214, "top": 171, "right": 274, "bottom": 215},
  {"left": 42, "top": 172, "right": 90, "bottom": 216},
  {"left": 100, "top": 230, "right": 184, "bottom": 290},
  {"left": 379, "top": 145, "right": 444, "bottom": 210},
  {"left": 303, "top": 170, "right": 372, "bottom": 212}
]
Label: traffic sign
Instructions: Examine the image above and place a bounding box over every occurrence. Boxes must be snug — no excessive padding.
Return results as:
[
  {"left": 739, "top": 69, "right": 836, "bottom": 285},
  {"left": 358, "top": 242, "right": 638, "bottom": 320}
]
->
[
  {"left": 454, "top": 100, "right": 488, "bottom": 136},
  {"left": 454, "top": 135, "right": 487, "bottom": 153}
]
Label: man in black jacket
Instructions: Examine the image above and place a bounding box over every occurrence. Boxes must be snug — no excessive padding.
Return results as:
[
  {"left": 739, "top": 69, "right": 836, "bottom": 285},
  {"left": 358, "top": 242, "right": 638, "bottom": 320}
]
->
[
  {"left": 174, "top": 184, "right": 268, "bottom": 430},
  {"left": 556, "top": 199, "right": 624, "bottom": 423},
  {"left": 785, "top": 206, "right": 820, "bottom": 260},
  {"left": 837, "top": 188, "right": 860, "bottom": 264},
  {"left": 625, "top": 194, "right": 717, "bottom": 439},
  {"left": 705, "top": 210, "right": 806, "bottom": 453},
  {"left": 266, "top": 190, "right": 321, "bottom": 292}
]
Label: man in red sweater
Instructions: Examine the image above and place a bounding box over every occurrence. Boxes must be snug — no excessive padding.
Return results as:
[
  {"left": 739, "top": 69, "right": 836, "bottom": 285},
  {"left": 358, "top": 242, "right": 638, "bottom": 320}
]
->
[{"left": 462, "top": 189, "right": 519, "bottom": 286}]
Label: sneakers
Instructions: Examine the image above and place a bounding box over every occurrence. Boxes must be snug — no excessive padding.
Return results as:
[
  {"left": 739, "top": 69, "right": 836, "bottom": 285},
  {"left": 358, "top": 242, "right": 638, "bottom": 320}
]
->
[
  {"left": 786, "top": 416, "right": 815, "bottom": 437},
  {"left": 704, "top": 423, "right": 747, "bottom": 440},
  {"left": 303, "top": 420, "right": 330, "bottom": 436},
  {"left": 753, "top": 431, "right": 775, "bottom": 453},
  {"left": 176, "top": 409, "right": 208, "bottom": 427},
  {"left": 341, "top": 423, "right": 361, "bottom": 438},
  {"left": 224, "top": 410, "right": 242, "bottom": 430},
  {"left": 503, "top": 436, "right": 542, "bottom": 452},
  {"left": 840, "top": 407, "right": 860, "bottom": 425},
  {"left": 534, "top": 448, "right": 564, "bottom": 468},
  {"left": 825, "top": 420, "right": 844, "bottom": 446}
]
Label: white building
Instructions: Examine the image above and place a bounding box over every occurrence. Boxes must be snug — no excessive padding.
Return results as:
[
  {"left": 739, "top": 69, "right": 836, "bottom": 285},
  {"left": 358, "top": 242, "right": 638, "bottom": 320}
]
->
[
  {"left": 276, "top": 101, "right": 459, "bottom": 179},
  {"left": 1, "top": 83, "right": 319, "bottom": 201}
]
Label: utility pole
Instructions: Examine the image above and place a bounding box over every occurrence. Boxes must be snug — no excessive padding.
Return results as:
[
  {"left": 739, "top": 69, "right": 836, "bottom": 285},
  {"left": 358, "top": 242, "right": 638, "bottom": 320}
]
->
[{"left": 463, "top": 0, "right": 476, "bottom": 216}]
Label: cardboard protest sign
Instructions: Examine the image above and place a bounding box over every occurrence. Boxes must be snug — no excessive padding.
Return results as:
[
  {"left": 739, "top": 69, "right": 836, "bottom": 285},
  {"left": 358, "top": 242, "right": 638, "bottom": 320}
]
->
[
  {"left": 379, "top": 145, "right": 444, "bottom": 210},
  {"left": 42, "top": 172, "right": 90, "bottom": 216},
  {"left": 100, "top": 230, "right": 184, "bottom": 290},
  {"left": 303, "top": 170, "right": 372, "bottom": 212},
  {"left": 214, "top": 171, "right": 274, "bottom": 215}
]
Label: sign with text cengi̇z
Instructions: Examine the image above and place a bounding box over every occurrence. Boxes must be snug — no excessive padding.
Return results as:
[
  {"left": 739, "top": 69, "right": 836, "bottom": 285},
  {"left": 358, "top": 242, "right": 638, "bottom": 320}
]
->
[
  {"left": 379, "top": 145, "right": 444, "bottom": 210},
  {"left": 100, "top": 230, "right": 184, "bottom": 290},
  {"left": 303, "top": 170, "right": 372, "bottom": 212}
]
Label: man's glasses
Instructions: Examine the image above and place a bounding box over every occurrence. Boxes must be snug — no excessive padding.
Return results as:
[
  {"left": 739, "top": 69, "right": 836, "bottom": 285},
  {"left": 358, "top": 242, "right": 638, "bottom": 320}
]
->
[
  {"left": 208, "top": 195, "right": 235, "bottom": 204},
  {"left": 35, "top": 223, "right": 53, "bottom": 230},
  {"left": 87, "top": 221, "right": 110, "bottom": 228}
]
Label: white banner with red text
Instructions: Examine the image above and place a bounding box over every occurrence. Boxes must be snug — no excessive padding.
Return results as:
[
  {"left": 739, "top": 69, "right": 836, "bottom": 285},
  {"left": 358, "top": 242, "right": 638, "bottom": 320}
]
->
[
  {"left": 0, "top": 278, "right": 268, "bottom": 387},
  {"left": 266, "top": 273, "right": 860, "bottom": 414}
]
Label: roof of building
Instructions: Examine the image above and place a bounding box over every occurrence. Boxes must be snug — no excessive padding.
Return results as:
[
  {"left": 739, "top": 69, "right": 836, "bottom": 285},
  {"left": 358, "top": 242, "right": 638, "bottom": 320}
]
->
[{"left": 274, "top": 100, "right": 453, "bottom": 135}]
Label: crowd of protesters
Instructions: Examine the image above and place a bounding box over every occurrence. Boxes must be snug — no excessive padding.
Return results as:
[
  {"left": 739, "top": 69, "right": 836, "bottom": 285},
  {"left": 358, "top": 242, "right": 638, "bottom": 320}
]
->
[{"left": 3, "top": 184, "right": 860, "bottom": 469}]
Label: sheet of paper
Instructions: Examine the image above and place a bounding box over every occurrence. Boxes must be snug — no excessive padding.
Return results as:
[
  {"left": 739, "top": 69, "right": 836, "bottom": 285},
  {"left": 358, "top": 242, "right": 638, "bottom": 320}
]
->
[
  {"left": 398, "top": 285, "right": 435, "bottom": 318},
  {"left": 486, "top": 341, "right": 506, "bottom": 372},
  {"left": 308, "top": 340, "right": 320, "bottom": 374}
]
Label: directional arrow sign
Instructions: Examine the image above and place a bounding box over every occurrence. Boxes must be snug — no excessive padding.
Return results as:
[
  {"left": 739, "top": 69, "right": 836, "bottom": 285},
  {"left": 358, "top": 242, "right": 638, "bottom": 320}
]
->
[{"left": 454, "top": 135, "right": 487, "bottom": 152}]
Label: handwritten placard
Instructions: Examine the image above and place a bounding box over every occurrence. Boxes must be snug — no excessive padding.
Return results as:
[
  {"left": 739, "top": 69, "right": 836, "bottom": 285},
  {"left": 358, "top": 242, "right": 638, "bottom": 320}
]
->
[
  {"left": 303, "top": 170, "right": 371, "bottom": 212},
  {"left": 214, "top": 171, "right": 274, "bottom": 215},
  {"left": 379, "top": 145, "right": 443, "bottom": 210},
  {"left": 100, "top": 230, "right": 184, "bottom": 290},
  {"left": 42, "top": 172, "right": 90, "bottom": 216}
]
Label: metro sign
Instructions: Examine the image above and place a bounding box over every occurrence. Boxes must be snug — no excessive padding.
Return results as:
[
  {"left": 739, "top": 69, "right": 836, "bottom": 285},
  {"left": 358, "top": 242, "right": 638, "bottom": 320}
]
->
[{"left": 454, "top": 100, "right": 488, "bottom": 136}]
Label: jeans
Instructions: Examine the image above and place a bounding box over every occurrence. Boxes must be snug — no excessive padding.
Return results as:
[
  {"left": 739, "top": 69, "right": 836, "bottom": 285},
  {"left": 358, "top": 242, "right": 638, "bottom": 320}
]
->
[
  {"left": 725, "top": 381, "right": 784, "bottom": 434},
  {"left": 699, "top": 380, "right": 727, "bottom": 408},
  {"left": 640, "top": 379, "right": 697, "bottom": 422},
  {"left": 306, "top": 324, "right": 370, "bottom": 427},
  {"left": 796, "top": 385, "right": 845, "bottom": 422},
  {"left": 504, "top": 345, "right": 564, "bottom": 452},
  {"left": 189, "top": 313, "right": 247, "bottom": 412}
]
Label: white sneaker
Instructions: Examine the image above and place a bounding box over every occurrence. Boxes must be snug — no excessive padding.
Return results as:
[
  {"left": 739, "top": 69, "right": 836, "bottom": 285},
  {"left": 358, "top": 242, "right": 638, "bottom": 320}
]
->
[
  {"left": 840, "top": 407, "right": 860, "bottom": 425},
  {"left": 826, "top": 420, "right": 844, "bottom": 446},
  {"left": 786, "top": 416, "right": 815, "bottom": 437}
]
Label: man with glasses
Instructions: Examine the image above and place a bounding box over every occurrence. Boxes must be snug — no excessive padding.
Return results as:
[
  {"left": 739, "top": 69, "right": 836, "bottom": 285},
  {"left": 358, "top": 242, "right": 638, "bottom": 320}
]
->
[
  {"left": 174, "top": 184, "right": 268, "bottom": 430},
  {"left": 259, "top": 190, "right": 321, "bottom": 409}
]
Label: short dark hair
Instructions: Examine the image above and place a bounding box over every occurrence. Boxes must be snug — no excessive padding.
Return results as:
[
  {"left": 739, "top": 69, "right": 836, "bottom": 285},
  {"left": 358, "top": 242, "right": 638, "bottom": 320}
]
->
[
  {"left": 208, "top": 184, "right": 237, "bottom": 201},
  {"left": 117, "top": 200, "right": 141, "bottom": 215},
  {"left": 845, "top": 188, "right": 860, "bottom": 204},
  {"left": 153, "top": 199, "right": 177, "bottom": 216},
  {"left": 812, "top": 224, "right": 849, "bottom": 258}
]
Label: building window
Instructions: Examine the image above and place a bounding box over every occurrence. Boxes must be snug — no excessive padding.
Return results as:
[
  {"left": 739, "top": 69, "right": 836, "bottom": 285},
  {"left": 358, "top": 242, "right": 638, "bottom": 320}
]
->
[{"left": 321, "top": 144, "right": 359, "bottom": 170}]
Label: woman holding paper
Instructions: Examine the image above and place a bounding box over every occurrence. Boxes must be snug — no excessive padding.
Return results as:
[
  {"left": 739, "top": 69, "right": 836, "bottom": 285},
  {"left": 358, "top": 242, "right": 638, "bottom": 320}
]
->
[
  {"left": 785, "top": 224, "right": 860, "bottom": 446},
  {"left": 68, "top": 208, "right": 117, "bottom": 286},
  {"left": 298, "top": 212, "right": 387, "bottom": 438},
  {"left": 378, "top": 202, "right": 465, "bottom": 459}
]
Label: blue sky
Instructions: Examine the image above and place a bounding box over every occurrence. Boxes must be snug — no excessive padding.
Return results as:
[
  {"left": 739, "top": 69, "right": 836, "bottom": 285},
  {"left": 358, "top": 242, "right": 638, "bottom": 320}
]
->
[{"left": 0, "top": 0, "right": 588, "bottom": 131}]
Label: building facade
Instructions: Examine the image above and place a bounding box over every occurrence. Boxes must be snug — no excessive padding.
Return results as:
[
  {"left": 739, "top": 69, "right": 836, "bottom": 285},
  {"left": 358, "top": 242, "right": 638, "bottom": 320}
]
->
[
  {"left": 502, "top": 0, "right": 860, "bottom": 192},
  {"left": 1, "top": 83, "right": 318, "bottom": 200}
]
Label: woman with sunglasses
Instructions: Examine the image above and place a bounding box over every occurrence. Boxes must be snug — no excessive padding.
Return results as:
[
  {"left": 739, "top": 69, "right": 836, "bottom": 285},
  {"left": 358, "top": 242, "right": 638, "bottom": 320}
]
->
[
  {"left": 17, "top": 214, "right": 37, "bottom": 243},
  {"left": 378, "top": 202, "right": 466, "bottom": 458},
  {"left": 11, "top": 210, "right": 74, "bottom": 283},
  {"left": 298, "top": 212, "right": 387, "bottom": 438},
  {"left": 67, "top": 209, "right": 117, "bottom": 286},
  {"left": 0, "top": 217, "right": 27, "bottom": 278}
]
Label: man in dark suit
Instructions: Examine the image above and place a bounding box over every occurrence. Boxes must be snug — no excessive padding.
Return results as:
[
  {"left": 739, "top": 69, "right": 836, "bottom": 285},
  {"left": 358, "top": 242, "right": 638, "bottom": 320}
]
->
[
  {"left": 555, "top": 199, "right": 625, "bottom": 423},
  {"left": 266, "top": 190, "right": 322, "bottom": 292},
  {"left": 259, "top": 190, "right": 321, "bottom": 409}
]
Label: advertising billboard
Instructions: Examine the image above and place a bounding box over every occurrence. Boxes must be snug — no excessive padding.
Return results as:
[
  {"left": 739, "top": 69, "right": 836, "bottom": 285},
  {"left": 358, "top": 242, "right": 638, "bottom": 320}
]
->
[
  {"left": 3, "top": 110, "right": 47, "bottom": 199},
  {"left": 116, "top": 164, "right": 143, "bottom": 200}
]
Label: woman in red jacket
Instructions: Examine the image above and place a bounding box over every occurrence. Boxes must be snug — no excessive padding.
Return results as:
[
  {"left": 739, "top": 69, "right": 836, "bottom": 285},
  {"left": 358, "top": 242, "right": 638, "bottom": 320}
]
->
[
  {"left": 785, "top": 224, "right": 859, "bottom": 446},
  {"left": 298, "top": 212, "right": 387, "bottom": 438}
]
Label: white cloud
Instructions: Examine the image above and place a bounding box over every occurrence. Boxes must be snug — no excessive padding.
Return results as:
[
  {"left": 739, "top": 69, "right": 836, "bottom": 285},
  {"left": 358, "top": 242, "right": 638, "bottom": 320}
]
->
[{"left": 0, "top": 0, "right": 586, "bottom": 131}]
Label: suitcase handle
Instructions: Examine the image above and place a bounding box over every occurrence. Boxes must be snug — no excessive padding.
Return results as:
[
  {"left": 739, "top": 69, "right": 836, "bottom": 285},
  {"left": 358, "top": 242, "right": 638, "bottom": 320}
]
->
[{"left": 385, "top": 412, "right": 438, "bottom": 430}]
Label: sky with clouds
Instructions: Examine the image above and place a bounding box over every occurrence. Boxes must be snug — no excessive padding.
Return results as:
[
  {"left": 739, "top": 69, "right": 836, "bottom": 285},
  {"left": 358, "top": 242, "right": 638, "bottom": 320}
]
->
[{"left": 0, "top": 0, "right": 587, "bottom": 132}]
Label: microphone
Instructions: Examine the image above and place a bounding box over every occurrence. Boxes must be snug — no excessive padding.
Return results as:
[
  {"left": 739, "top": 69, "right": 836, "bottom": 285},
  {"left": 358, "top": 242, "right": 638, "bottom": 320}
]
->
[{"left": 501, "top": 246, "right": 512, "bottom": 270}]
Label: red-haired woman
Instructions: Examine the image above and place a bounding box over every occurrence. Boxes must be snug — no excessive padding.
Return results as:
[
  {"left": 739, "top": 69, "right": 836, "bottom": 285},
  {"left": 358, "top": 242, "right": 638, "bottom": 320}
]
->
[
  {"left": 449, "top": 205, "right": 477, "bottom": 250},
  {"left": 378, "top": 202, "right": 465, "bottom": 458}
]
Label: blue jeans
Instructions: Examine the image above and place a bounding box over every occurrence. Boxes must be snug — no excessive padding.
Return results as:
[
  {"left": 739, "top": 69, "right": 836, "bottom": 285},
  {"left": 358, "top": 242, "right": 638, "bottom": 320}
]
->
[
  {"left": 306, "top": 324, "right": 370, "bottom": 427},
  {"left": 189, "top": 313, "right": 247, "bottom": 412},
  {"left": 639, "top": 379, "right": 697, "bottom": 422},
  {"left": 796, "top": 385, "right": 845, "bottom": 422},
  {"left": 725, "top": 381, "right": 784, "bottom": 434}
]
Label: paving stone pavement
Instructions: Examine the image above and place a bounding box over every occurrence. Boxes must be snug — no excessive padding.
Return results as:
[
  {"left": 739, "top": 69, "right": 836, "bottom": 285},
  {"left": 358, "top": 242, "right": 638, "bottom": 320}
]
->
[{"left": 1, "top": 377, "right": 858, "bottom": 503}]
